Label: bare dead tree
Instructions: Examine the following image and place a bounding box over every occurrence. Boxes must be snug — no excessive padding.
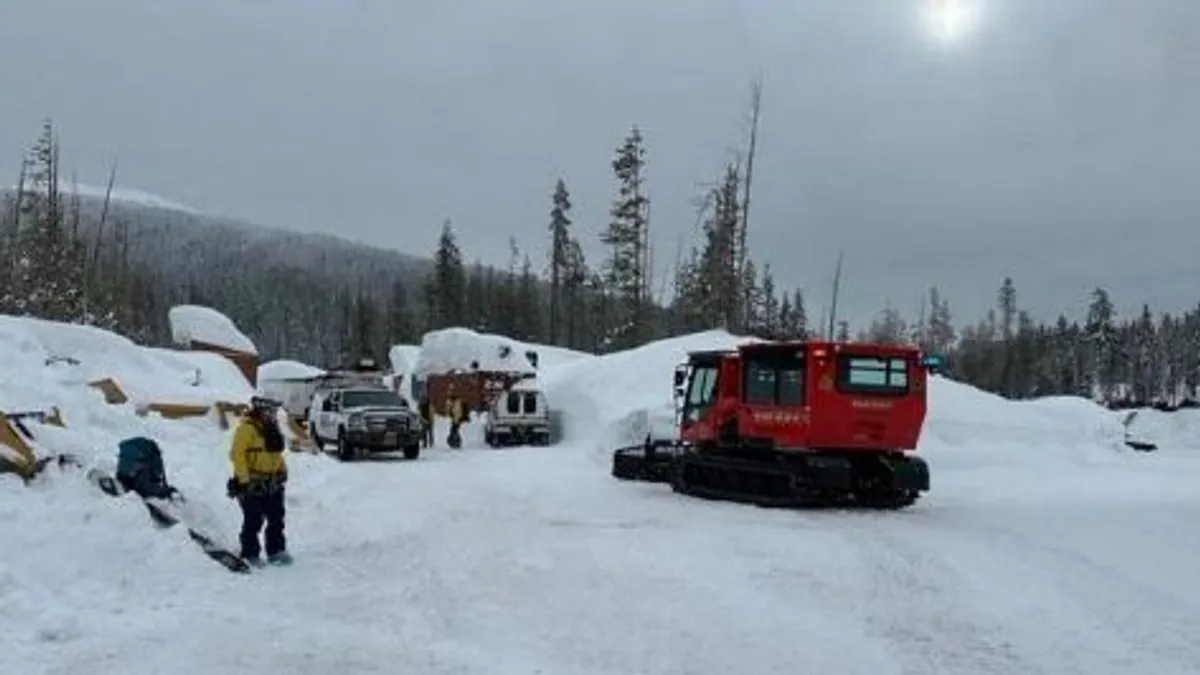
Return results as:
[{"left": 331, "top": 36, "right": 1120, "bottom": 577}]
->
[{"left": 737, "top": 75, "right": 763, "bottom": 329}]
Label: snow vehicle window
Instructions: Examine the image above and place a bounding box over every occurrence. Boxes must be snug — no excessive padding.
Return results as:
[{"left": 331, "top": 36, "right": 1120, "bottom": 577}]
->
[
  {"left": 506, "top": 392, "right": 521, "bottom": 414},
  {"left": 340, "top": 390, "right": 405, "bottom": 408},
  {"left": 744, "top": 363, "right": 777, "bottom": 404},
  {"left": 837, "top": 356, "right": 909, "bottom": 395},
  {"left": 522, "top": 392, "right": 538, "bottom": 414},
  {"left": 744, "top": 355, "right": 805, "bottom": 405},
  {"left": 683, "top": 365, "right": 718, "bottom": 422},
  {"left": 686, "top": 366, "right": 717, "bottom": 407}
]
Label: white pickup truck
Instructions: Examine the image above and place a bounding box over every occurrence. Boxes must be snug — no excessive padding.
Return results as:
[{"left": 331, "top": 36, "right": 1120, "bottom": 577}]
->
[{"left": 308, "top": 386, "right": 424, "bottom": 461}]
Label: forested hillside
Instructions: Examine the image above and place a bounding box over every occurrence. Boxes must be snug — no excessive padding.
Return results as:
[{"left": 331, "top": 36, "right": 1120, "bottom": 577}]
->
[{"left": 3, "top": 118, "right": 1197, "bottom": 407}]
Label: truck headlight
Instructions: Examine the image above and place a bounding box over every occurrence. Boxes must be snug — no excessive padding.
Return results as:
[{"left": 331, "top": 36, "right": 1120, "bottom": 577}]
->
[{"left": 348, "top": 414, "right": 365, "bottom": 429}]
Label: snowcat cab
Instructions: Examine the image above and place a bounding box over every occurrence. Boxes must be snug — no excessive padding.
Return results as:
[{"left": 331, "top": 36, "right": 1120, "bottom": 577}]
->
[{"left": 612, "top": 340, "right": 941, "bottom": 510}]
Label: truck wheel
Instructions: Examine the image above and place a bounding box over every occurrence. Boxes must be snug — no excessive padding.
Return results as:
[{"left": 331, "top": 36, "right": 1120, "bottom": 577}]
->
[
  {"left": 337, "top": 429, "right": 354, "bottom": 462},
  {"left": 403, "top": 443, "right": 420, "bottom": 460}
]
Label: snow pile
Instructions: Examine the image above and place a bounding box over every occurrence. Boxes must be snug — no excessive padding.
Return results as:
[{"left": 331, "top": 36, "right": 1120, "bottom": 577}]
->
[
  {"left": 1122, "top": 407, "right": 1200, "bottom": 453},
  {"left": 413, "top": 327, "right": 589, "bottom": 377},
  {"left": 542, "top": 330, "right": 756, "bottom": 451},
  {"left": 920, "top": 379, "right": 1129, "bottom": 468},
  {"left": 167, "top": 305, "right": 257, "bottom": 355},
  {"left": 258, "top": 359, "right": 325, "bottom": 382},
  {"left": 0, "top": 315, "right": 252, "bottom": 412}
]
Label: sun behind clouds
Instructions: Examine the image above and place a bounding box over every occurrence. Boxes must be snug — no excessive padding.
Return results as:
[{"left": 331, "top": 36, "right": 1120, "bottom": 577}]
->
[{"left": 919, "top": 0, "right": 985, "bottom": 49}]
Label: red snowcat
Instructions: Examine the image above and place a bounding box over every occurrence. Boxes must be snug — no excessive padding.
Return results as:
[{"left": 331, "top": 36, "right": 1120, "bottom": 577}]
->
[{"left": 611, "top": 339, "right": 942, "bottom": 509}]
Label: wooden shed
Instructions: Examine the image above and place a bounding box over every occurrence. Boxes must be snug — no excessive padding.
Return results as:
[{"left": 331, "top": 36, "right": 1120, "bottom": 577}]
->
[
  {"left": 187, "top": 339, "right": 260, "bottom": 387},
  {"left": 424, "top": 370, "right": 529, "bottom": 416}
]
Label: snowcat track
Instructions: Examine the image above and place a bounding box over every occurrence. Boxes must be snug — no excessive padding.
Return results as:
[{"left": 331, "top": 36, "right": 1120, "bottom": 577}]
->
[
  {"left": 611, "top": 443, "right": 683, "bottom": 483},
  {"left": 670, "top": 449, "right": 925, "bottom": 511}
]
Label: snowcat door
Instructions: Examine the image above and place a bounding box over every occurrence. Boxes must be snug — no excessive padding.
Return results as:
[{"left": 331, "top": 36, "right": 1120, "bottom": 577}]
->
[{"left": 679, "top": 361, "right": 719, "bottom": 439}]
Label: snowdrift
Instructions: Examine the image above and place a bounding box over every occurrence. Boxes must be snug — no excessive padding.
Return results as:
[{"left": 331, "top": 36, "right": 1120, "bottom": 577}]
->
[
  {"left": 542, "top": 330, "right": 756, "bottom": 452},
  {"left": 1123, "top": 407, "right": 1200, "bottom": 453},
  {"left": 0, "top": 315, "right": 253, "bottom": 414},
  {"left": 414, "top": 327, "right": 589, "bottom": 377},
  {"left": 168, "top": 305, "right": 257, "bottom": 355}
]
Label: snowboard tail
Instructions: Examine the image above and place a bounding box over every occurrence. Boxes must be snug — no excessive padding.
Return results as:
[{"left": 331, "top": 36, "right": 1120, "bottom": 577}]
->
[{"left": 86, "top": 468, "right": 252, "bottom": 573}]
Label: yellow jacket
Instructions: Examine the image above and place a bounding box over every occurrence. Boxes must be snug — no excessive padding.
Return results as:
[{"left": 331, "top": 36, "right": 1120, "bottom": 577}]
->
[
  {"left": 229, "top": 417, "right": 287, "bottom": 484},
  {"left": 446, "top": 397, "right": 466, "bottom": 423}
]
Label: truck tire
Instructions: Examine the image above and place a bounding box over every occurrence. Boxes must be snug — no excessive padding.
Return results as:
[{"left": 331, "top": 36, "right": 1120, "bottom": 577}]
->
[
  {"left": 403, "top": 443, "right": 420, "bottom": 460},
  {"left": 337, "top": 429, "right": 354, "bottom": 462}
]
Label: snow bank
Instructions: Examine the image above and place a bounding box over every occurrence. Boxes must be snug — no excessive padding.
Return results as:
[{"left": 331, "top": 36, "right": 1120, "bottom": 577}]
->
[
  {"left": 1123, "top": 407, "right": 1200, "bottom": 453},
  {"left": 542, "top": 330, "right": 755, "bottom": 451},
  {"left": 258, "top": 359, "right": 325, "bottom": 382},
  {"left": 168, "top": 305, "right": 257, "bottom": 355},
  {"left": 413, "top": 327, "right": 589, "bottom": 376},
  {"left": 0, "top": 314, "right": 252, "bottom": 412}
]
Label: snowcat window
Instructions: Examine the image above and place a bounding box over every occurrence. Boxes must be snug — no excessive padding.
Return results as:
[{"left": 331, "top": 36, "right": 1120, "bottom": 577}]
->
[
  {"left": 522, "top": 392, "right": 538, "bottom": 414},
  {"left": 506, "top": 392, "right": 521, "bottom": 414},
  {"left": 683, "top": 365, "right": 719, "bottom": 422},
  {"left": 837, "top": 356, "right": 910, "bottom": 395},
  {"left": 341, "top": 390, "right": 405, "bottom": 408},
  {"left": 743, "top": 355, "right": 805, "bottom": 405}
]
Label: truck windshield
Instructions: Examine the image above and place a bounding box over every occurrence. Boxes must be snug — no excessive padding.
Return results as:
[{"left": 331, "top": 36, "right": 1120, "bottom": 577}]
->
[
  {"left": 743, "top": 352, "right": 804, "bottom": 405},
  {"left": 342, "top": 390, "right": 405, "bottom": 408},
  {"left": 836, "top": 355, "right": 910, "bottom": 396}
]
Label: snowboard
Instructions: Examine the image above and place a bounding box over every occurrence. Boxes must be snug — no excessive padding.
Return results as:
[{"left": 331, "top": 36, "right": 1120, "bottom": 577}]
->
[{"left": 86, "top": 468, "right": 252, "bottom": 574}]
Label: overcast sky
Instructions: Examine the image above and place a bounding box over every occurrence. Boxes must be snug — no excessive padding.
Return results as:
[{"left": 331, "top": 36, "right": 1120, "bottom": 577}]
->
[{"left": 2, "top": 0, "right": 1197, "bottom": 330}]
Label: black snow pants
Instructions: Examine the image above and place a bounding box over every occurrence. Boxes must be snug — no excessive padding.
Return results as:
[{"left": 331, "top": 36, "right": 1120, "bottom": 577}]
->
[{"left": 238, "top": 487, "right": 286, "bottom": 559}]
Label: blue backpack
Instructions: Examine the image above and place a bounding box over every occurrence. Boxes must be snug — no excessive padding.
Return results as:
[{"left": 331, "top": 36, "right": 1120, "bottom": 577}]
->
[{"left": 115, "top": 436, "right": 173, "bottom": 499}]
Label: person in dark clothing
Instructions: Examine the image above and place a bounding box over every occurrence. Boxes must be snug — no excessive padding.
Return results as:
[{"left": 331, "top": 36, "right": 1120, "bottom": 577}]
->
[
  {"left": 227, "top": 396, "right": 291, "bottom": 566},
  {"left": 418, "top": 398, "right": 433, "bottom": 448}
]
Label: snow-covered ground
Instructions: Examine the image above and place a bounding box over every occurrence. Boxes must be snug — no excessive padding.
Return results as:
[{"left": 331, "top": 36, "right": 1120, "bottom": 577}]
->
[{"left": 2, "top": 318, "right": 1199, "bottom": 674}]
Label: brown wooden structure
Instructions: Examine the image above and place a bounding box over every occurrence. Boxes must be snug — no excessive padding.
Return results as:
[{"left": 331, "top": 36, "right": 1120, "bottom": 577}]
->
[
  {"left": 424, "top": 370, "right": 530, "bottom": 415},
  {"left": 185, "top": 339, "right": 260, "bottom": 387}
]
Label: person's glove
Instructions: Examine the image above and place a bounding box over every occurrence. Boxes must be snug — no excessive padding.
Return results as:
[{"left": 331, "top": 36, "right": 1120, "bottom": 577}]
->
[{"left": 225, "top": 477, "right": 242, "bottom": 499}]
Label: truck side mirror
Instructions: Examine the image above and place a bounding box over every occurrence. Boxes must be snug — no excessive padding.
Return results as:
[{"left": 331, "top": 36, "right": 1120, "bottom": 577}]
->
[{"left": 673, "top": 366, "right": 686, "bottom": 389}]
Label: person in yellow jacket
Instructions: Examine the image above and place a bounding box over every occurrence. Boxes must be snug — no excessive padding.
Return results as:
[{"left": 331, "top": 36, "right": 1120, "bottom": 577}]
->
[
  {"left": 227, "top": 396, "right": 291, "bottom": 566},
  {"left": 445, "top": 390, "right": 467, "bottom": 448}
]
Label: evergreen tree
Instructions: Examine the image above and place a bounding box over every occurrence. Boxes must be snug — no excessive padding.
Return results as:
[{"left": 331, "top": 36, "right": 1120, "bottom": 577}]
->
[
  {"left": 432, "top": 219, "right": 466, "bottom": 329},
  {"left": 546, "top": 178, "right": 572, "bottom": 346},
  {"left": 601, "top": 125, "right": 651, "bottom": 348}
]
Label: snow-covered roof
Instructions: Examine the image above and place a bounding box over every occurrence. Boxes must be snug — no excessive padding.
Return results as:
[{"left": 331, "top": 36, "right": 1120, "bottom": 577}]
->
[
  {"left": 258, "top": 359, "right": 326, "bottom": 382},
  {"left": 509, "top": 377, "right": 543, "bottom": 392},
  {"left": 168, "top": 305, "right": 258, "bottom": 355},
  {"left": 413, "top": 328, "right": 540, "bottom": 376}
]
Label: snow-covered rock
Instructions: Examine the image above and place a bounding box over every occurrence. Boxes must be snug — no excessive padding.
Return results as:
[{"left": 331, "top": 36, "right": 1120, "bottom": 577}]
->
[{"left": 167, "top": 305, "right": 257, "bottom": 355}]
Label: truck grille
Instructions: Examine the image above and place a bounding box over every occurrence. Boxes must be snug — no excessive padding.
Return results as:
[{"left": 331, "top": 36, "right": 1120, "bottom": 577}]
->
[{"left": 366, "top": 416, "right": 406, "bottom": 431}]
